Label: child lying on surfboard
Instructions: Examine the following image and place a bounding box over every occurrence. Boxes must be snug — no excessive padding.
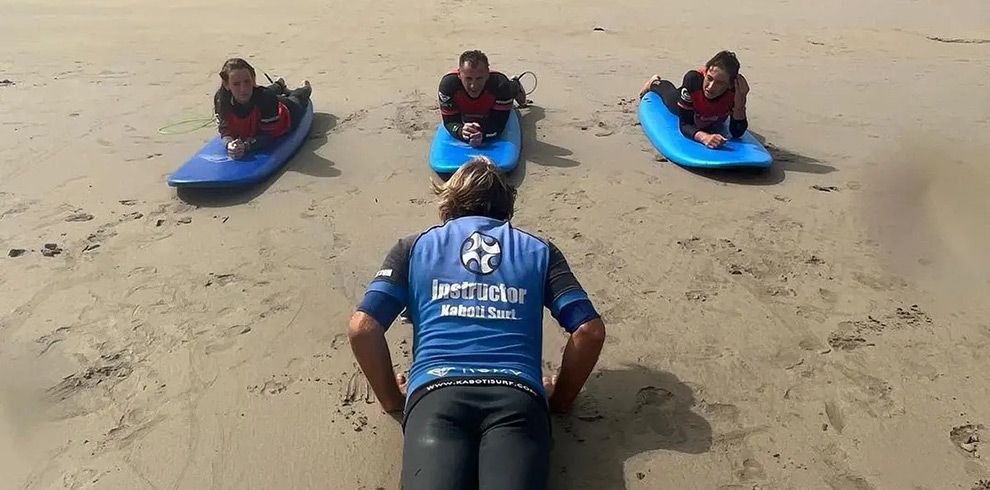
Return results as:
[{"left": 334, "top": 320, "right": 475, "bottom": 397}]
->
[
  {"left": 638, "top": 50, "right": 749, "bottom": 149},
  {"left": 213, "top": 58, "right": 312, "bottom": 159}
]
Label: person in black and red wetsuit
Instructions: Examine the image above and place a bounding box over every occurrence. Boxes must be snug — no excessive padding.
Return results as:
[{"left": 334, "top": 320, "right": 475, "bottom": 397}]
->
[
  {"left": 439, "top": 50, "right": 528, "bottom": 148},
  {"left": 213, "top": 58, "right": 313, "bottom": 159},
  {"left": 638, "top": 50, "right": 751, "bottom": 149}
]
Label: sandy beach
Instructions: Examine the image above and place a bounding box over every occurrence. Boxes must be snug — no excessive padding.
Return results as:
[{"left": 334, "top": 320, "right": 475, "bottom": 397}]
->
[{"left": 2, "top": 0, "right": 990, "bottom": 488}]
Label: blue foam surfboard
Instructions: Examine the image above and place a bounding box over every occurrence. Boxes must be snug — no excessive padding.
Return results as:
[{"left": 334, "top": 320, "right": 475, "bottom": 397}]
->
[
  {"left": 167, "top": 102, "right": 314, "bottom": 188},
  {"left": 638, "top": 91, "right": 772, "bottom": 168},
  {"left": 429, "top": 110, "right": 521, "bottom": 174}
]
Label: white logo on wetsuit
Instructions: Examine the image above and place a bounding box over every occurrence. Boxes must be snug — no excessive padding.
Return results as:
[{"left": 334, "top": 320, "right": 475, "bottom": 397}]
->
[
  {"left": 426, "top": 366, "right": 523, "bottom": 378},
  {"left": 427, "top": 367, "right": 456, "bottom": 377},
  {"left": 461, "top": 232, "right": 502, "bottom": 274}
]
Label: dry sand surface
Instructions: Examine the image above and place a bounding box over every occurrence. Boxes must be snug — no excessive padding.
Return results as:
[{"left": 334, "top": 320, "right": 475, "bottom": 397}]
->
[{"left": 2, "top": 0, "right": 990, "bottom": 488}]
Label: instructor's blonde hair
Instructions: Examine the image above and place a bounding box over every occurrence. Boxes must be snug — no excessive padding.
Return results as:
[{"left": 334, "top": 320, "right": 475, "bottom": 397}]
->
[{"left": 433, "top": 157, "right": 516, "bottom": 222}]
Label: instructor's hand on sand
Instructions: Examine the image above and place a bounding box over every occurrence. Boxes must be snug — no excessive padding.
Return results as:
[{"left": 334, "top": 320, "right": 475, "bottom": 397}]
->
[{"left": 381, "top": 373, "right": 408, "bottom": 414}]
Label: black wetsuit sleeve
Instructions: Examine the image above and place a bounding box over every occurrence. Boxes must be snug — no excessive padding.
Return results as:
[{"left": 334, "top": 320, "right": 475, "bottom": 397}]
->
[
  {"left": 439, "top": 74, "right": 465, "bottom": 140},
  {"left": 481, "top": 74, "right": 513, "bottom": 140},
  {"left": 375, "top": 235, "right": 416, "bottom": 292},
  {"left": 357, "top": 234, "right": 418, "bottom": 330},
  {"left": 442, "top": 114, "right": 463, "bottom": 140},
  {"left": 729, "top": 117, "right": 748, "bottom": 138},
  {"left": 481, "top": 110, "right": 509, "bottom": 140},
  {"left": 545, "top": 242, "right": 581, "bottom": 300},
  {"left": 544, "top": 241, "right": 588, "bottom": 302},
  {"left": 214, "top": 90, "right": 234, "bottom": 142}
]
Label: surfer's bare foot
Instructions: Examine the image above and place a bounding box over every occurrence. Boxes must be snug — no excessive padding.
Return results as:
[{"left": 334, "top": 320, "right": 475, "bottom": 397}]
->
[{"left": 639, "top": 75, "right": 660, "bottom": 98}]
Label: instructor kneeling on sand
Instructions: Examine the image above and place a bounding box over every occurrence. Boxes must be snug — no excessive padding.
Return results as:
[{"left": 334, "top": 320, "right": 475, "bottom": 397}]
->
[{"left": 348, "top": 156, "right": 606, "bottom": 489}]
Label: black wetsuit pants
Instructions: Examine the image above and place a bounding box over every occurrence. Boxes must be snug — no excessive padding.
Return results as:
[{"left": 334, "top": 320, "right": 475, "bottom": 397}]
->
[
  {"left": 401, "top": 384, "right": 551, "bottom": 490},
  {"left": 652, "top": 79, "right": 683, "bottom": 115},
  {"left": 266, "top": 82, "right": 311, "bottom": 128}
]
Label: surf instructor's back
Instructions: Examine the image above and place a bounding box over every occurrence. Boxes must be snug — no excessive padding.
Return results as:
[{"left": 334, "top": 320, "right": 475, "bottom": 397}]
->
[{"left": 347, "top": 157, "right": 606, "bottom": 489}]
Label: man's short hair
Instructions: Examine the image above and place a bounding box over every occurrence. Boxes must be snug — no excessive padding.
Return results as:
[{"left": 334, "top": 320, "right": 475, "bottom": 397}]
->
[{"left": 459, "top": 50, "right": 489, "bottom": 68}]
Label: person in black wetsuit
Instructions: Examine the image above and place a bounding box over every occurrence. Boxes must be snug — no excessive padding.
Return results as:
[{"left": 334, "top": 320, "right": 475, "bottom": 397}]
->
[
  {"left": 439, "top": 50, "right": 528, "bottom": 148},
  {"left": 639, "top": 50, "right": 750, "bottom": 149},
  {"left": 213, "top": 58, "right": 313, "bottom": 159}
]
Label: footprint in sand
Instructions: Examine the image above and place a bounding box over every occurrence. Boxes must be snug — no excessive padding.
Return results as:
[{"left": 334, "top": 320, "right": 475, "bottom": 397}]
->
[
  {"left": 35, "top": 326, "right": 72, "bottom": 356},
  {"left": 734, "top": 458, "right": 767, "bottom": 482},
  {"left": 329, "top": 333, "right": 347, "bottom": 350},
  {"left": 852, "top": 271, "right": 907, "bottom": 291},
  {"left": 248, "top": 376, "right": 291, "bottom": 396},
  {"left": 697, "top": 401, "right": 741, "bottom": 428},
  {"left": 204, "top": 324, "right": 252, "bottom": 355},
  {"left": 819, "top": 288, "right": 839, "bottom": 304},
  {"left": 826, "top": 474, "right": 875, "bottom": 490},
  {"left": 47, "top": 350, "right": 136, "bottom": 418},
  {"left": 389, "top": 91, "right": 434, "bottom": 139},
  {"left": 632, "top": 386, "right": 681, "bottom": 438},
  {"left": 828, "top": 322, "right": 877, "bottom": 351},
  {"left": 765, "top": 285, "right": 797, "bottom": 298},
  {"left": 60, "top": 468, "right": 110, "bottom": 489},
  {"left": 685, "top": 290, "right": 714, "bottom": 302},
  {"left": 826, "top": 305, "right": 934, "bottom": 350},
  {"left": 333, "top": 108, "right": 369, "bottom": 132},
  {"left": 127, "top": 266, "right": 158, "bottom": 277},
  {"left": 204, "top": 273, "right": 237, "bottom": 287},
  {"left": 64, "top": 212, "right": 94, "bottom": 222},
  {"left": 569, "top": 114, "right": 617, "bottom": 137},
  {"left": 950, "top": 424, "right": 983, "bottom": 457},
  {"left": 824, "top": 400, "right": 846, "bottom": 433},
  {"left": 833, "top": 364, "right": 902, "bottom": 418}
]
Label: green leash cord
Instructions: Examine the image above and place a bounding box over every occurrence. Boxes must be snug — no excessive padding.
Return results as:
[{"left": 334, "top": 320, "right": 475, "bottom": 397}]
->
[{"left": 157, "top": 116, "right": 217, "bottom": 135}]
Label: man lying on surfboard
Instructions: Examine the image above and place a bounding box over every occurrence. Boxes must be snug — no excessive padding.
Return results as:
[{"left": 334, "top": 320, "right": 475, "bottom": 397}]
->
[
  {"left": 214, "top": 58, "right": 312, "bottom": 160},
  {"left": 638, "top": 50, "right": 750, "bottom": 149},
  {"left": 438, "top": 50, "right": 528, "bottom": 148}
]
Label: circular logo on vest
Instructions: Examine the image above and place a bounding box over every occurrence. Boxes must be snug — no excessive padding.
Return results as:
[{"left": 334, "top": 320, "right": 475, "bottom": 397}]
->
[{"left": 461, "top": 232, "right": 502, "bottom": 274}]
